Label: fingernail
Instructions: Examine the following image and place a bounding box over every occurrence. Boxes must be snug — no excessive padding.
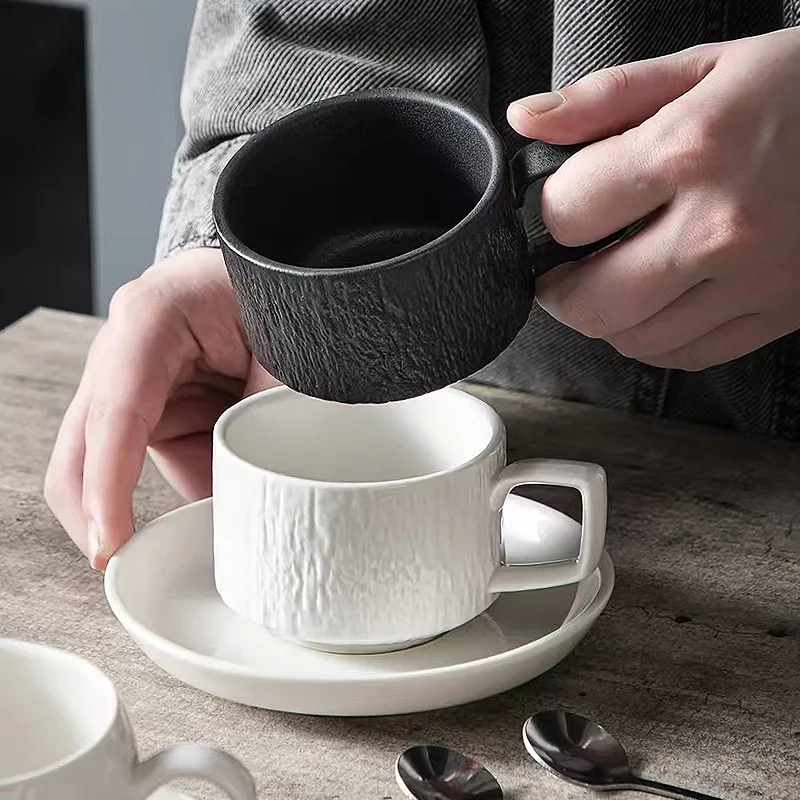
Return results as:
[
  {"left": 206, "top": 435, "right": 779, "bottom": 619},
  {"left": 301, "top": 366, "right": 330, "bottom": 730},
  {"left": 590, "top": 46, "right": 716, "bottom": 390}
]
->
[
  {"left": 512, "top": 91, "right": 567, "bottom": 116},
  {"left": 86, "top": 519, "right": 105, "bottom": 571}
]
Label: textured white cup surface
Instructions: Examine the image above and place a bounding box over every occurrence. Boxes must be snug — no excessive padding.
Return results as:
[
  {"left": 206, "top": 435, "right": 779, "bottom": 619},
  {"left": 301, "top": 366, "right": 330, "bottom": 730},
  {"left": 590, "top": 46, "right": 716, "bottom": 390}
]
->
[
  {"left": 212, "top": 387, "right": 607, "bottom": 652},
  {"left": 213, "top": 387, "right": 505, "bottom": 650},
  {"left": 0, "top": 638, "right": 256, "bottom": 800}
]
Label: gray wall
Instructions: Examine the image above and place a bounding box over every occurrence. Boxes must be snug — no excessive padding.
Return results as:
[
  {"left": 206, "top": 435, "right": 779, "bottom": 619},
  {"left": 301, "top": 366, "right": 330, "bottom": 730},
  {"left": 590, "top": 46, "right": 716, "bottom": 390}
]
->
[{"left": 26, "top": 0, "right": 197, "bottom": 314}]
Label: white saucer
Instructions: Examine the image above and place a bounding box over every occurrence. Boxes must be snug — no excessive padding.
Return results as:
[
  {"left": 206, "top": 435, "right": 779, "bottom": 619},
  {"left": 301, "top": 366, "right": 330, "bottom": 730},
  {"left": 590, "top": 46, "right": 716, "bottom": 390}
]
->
[
  {"left": 152, "top": 791, "right": 192, "bottom": 799},
  {"left": 105, "top": 495, "right": 613, "bottom": 716}
]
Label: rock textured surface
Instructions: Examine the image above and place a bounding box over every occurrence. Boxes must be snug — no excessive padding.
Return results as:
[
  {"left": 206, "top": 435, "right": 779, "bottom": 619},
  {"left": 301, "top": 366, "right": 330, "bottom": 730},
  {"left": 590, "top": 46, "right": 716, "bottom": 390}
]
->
[
  {"left": 1, "top": 309, "right": 798, "bottom": 800},
  {"left": 213, "top": 424, "right": 504, "bottom": 648}
]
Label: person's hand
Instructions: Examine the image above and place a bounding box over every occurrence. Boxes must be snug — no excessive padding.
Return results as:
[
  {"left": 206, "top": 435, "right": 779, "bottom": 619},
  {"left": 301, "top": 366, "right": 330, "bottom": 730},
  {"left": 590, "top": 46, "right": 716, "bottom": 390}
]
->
[
  {"left": 507, "top": 27, "right": 800, "bottom": 370},
  {"left": 44, "top": 248, "right": 278, "bottom": 570}
]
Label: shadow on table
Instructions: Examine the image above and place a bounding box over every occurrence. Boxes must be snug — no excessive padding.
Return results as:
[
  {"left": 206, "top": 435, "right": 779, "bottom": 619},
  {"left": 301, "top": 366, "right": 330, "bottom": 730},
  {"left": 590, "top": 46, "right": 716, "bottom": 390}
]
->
[{"left": 271, "top": 562, "right": 799, "bottom": 779}]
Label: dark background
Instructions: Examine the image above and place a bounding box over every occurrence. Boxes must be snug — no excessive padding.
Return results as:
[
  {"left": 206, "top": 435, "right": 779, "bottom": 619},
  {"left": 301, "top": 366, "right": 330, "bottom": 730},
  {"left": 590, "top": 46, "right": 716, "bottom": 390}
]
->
[{"left": 0, "top": 1, "right": 92, "bottom": 329}]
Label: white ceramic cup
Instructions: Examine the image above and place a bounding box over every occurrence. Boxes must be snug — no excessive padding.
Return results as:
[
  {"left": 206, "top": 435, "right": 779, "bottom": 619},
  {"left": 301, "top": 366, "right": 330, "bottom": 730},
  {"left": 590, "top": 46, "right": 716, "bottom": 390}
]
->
[
  {"left": 0, "top": 638, "right": 257, "bottom": 800},
  {"left": 213, "top": 386, "right": 607, "bottom": 653}
]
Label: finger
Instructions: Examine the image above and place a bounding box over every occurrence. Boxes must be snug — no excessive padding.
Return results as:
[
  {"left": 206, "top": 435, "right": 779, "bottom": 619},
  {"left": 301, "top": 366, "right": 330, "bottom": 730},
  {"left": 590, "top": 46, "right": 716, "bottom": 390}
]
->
[
  {"left": 536, "top": 211, "right": 706, "bottom": 339},
  {"left": 148, "top": 363, "right": 279, "bottom": 508},
  {"left": 149, "top": 360, "right": 276, "bottom": 503},
  {"left": 44, "top": 325, "right": 114, "bottom": 555},
  {"left": 146, "top": 384, "right": 239, "bottom": 502},
  {"left": 507, "top": 44, "right": 720, "bottom": 143},
  {"left": 44, "top": 390, "right": 91, "bottom": 554},
  {"left": 148, "top": 433, "right": 214, "bottom": 502},
  {"left": 606, "top": 278, "right": 748, "bottom": 359},
  {"left": 82, "top": 292, "right": 197, "bottom": 569},
  {"left": 150, "top": 380, "right": 243, "bottom": 443},
  {"left": 642, "top": 313, "right": 793, "bottom": 372},
  {"left": 539, "top": 126, "right": 675, "bottom": 246},
  {"left": 148, "top": 364, "right": 274, "bottom": 503}
]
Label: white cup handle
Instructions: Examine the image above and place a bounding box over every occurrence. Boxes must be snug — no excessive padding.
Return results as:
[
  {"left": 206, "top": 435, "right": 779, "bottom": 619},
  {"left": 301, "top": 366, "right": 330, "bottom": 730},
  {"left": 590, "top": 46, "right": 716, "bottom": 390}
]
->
[
  {"left": 488, "top": 459, "right": 607, "bottom": 593},
  {"left": 133, "top": 742, "right": 258, "bottom": 799}
]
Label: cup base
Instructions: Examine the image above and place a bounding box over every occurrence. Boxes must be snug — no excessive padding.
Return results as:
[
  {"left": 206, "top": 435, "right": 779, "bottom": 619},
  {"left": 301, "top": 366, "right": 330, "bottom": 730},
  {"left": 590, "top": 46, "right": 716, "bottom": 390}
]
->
[
  {"left": 280, "top": 633, "right": 442, "bottom": 655},
  {"left": 265, "top": 599, "right": 502, "bottom": 655}
]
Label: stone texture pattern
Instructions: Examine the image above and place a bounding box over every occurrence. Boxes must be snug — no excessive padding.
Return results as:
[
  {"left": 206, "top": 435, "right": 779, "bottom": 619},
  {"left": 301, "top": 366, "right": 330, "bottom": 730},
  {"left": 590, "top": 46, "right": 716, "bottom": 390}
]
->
[
  {"left": 213, "top": 438, "right": 504, "bottom": 647},
  {"left": 219, "top": 182, "right": 535, "bottom": 404},
  {"left": 3, "top": 703, "right": 139, "bottom": 799},
  {"left": 0, "top": 309, "right": 798, "bottom": 800}
]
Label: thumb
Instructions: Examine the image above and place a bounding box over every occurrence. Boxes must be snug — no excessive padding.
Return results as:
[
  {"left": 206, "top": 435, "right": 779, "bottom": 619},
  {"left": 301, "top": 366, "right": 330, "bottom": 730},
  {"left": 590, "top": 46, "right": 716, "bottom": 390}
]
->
[{"left": 507, "top": 44, "right": 720, "bottom": 144}]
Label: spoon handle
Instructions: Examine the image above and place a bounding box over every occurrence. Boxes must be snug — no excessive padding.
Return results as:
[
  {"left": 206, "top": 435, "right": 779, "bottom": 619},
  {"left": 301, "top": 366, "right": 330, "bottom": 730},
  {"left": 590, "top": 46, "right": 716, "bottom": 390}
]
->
[{"left": 632, "top": 776, "right": 723, "bottom": 800}]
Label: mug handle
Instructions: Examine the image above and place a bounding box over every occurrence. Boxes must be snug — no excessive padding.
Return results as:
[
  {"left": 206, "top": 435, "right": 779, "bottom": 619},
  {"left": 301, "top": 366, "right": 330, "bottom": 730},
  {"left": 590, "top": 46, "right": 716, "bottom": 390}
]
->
[
  {"left": 488, "top": 459, "right": 607, "bottom": 593},
  {"left": 133, "top": 743, "right": 258, "bottom": 799},
  {"left": 509, "top": 140, "right": 631, "bottom": 276}
]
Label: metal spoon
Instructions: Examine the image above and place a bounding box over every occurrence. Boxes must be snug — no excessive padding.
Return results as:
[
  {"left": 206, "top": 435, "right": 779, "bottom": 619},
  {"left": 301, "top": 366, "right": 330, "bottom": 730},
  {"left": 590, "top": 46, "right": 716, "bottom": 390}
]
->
[
  {"left": 395, "top": 745, "right": 503, "bottom": 800},
  {"left": 523, "top": 710, "right": 722, "bottom": 799}
]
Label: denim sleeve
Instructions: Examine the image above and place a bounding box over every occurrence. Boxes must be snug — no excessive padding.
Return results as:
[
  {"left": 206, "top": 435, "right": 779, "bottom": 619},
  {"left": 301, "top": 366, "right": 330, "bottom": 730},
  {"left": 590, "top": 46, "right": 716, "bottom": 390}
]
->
[{"left": 154, "top": 0, "right": 490, "bottom": 261}]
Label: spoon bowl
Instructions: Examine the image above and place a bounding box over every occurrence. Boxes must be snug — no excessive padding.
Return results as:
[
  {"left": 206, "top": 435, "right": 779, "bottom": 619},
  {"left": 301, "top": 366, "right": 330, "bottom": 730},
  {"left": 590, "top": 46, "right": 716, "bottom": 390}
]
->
[
  {"left": 523, "top": 709, "right": 630, "bottom": 788},
  {"left": 396, "top": 745, "right": 503, "bottom": 800},
  {"left": 522, "top": 710, "right": 722, "bottom": 800}
]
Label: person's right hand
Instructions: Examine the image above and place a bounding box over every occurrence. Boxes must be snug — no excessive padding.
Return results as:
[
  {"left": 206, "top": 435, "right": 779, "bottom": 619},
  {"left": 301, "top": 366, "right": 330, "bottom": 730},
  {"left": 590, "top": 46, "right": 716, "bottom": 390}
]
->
[{"left": 44, "top": 247, "right": 278, "bottom": 570}]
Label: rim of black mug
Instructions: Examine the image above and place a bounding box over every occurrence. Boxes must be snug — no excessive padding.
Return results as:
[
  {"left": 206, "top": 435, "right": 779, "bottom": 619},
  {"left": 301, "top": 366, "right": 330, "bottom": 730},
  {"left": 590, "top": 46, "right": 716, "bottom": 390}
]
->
[{"left": 212, "top": 87, "right": 508, "bottom": 278}]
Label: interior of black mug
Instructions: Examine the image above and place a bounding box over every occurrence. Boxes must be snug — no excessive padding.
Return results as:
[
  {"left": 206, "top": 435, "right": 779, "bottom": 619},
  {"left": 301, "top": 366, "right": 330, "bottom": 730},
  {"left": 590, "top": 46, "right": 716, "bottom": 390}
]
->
[{"left": 222, "top": 94, "right": 496, "bottom": 268}]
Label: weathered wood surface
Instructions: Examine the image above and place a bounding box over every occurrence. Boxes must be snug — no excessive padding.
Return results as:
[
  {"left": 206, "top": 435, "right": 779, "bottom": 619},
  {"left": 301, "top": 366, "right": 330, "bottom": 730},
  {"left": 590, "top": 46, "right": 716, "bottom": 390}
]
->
[{"left": 0, "top": 308, "right": 798, "bottom": 799}]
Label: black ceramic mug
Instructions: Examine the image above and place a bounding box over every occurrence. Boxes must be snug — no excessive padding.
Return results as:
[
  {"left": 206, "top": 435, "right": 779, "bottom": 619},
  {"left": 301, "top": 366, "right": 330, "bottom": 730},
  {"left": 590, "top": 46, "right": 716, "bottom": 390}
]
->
[{"left": 213, "top": 88, "right": 624, "bottom": 404}]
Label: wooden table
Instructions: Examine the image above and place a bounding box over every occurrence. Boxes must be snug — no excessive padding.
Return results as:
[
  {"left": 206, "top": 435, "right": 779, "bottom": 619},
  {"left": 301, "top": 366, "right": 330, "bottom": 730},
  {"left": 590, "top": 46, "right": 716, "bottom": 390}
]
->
[{"left": 1, "top": 308, "right": 798, "bottom": 800}]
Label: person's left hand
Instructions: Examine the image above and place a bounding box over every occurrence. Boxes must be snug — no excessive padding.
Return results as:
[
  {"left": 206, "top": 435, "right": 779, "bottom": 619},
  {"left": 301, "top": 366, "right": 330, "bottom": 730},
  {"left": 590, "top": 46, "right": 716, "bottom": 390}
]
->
[{"left": 507, "top": 27, "right": 800, "bottom": 370}]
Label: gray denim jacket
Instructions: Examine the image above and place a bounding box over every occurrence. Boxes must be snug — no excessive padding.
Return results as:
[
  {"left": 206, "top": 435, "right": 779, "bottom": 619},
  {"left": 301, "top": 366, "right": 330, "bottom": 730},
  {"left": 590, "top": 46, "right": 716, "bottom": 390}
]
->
[{"left": 156, "top": 0, "right": 800, "bottom": 440}]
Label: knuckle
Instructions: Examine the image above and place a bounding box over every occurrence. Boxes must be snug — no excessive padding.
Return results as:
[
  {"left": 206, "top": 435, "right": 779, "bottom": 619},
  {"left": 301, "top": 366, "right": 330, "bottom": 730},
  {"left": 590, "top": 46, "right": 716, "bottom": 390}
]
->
[
  {"left": 87, "top": 394, "right": 151, "bottom": 436},
  {"left": 694, "top": 201, "right": 755, "bottom": 262},
  {"left": 684, "top": 115, "right": 726, "bottom": 164},
  {"left": 585, "top": 65, "right": 632, "bottom": 96},
  {"left": 86, "top": 396, "right": 114, "bottom": 424},
  {"left": 645, "top": 241, "right": 686, "bottom": 281},
  {"left": 108, "top": 274, "right": 165, "bottom": 322},
  {"left": 651, "top": 112, "right": 728, "bottom": 186},
  {"left": 558, "top": 292, "right": 612, "bottom": 339},
  {"left": 86, "top": 395, "right": 127, "bottom": 428},
  {"left": 108, "top": 278, "right": 147, "bottom": 319}
]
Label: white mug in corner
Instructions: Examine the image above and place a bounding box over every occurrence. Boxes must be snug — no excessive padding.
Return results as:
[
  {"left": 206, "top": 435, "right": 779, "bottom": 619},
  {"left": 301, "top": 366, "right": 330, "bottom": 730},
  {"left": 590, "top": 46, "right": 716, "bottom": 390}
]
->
[
  {"left": 212, "top": 386, "right": 607, "bottom": 653},
  {"left": 0, "top": 638, "right": 257, "bottom": 800}
]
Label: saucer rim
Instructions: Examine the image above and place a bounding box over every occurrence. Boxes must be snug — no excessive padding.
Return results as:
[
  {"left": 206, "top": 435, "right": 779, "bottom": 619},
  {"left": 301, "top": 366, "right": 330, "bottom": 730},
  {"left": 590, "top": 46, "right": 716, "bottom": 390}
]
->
[{"left": 105, "top": 497, "right": 613, "bottom": 686}]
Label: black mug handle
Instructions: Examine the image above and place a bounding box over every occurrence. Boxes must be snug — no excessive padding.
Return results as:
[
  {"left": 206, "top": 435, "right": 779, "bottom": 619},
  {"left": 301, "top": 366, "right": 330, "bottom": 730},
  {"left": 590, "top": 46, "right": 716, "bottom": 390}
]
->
[{"left": 510, "top": 140, "right": 628, "bottom": 277}]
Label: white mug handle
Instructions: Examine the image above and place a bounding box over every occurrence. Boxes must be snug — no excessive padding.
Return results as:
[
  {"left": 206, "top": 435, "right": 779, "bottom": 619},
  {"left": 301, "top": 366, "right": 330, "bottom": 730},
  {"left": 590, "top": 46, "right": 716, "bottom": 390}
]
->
[
  {"left": 133, "top": 743, "right": 258, "bottom": 799},
  {"left": 488, "top": 459, "right": 607, "bottom": 593}
]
